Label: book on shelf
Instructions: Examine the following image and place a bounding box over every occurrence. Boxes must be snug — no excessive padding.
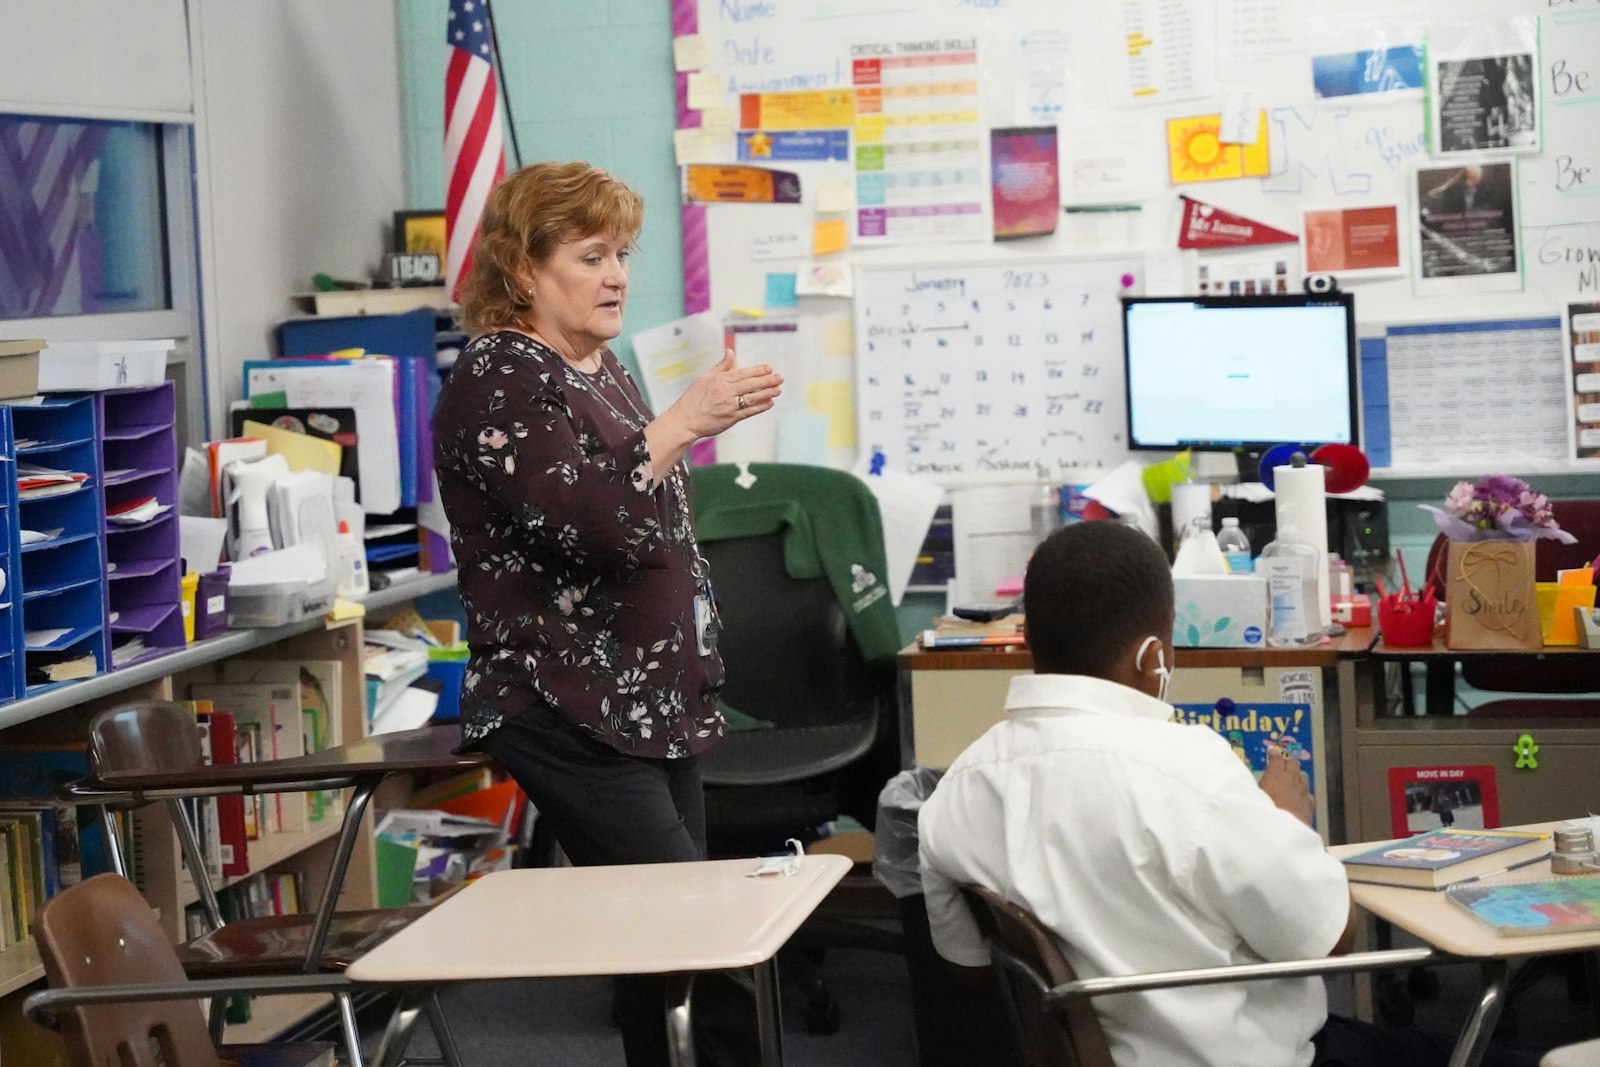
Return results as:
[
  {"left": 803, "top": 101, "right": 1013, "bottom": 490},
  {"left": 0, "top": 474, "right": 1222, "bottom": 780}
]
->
[
  {"left": 1341, "top": 828, "right": 1550, "bottom": 890},
  {"left": 919, "top": 612, "right": 1026, "bottom": 649},
  {"left": 0, "top": 840, "right": 12, "bottom": 948},
  {"left": 1447, "top": 875, "right": 1600, "bottom": 936},
  {"left": 191, "top": 704, "right": 250, "bottom": 878}
]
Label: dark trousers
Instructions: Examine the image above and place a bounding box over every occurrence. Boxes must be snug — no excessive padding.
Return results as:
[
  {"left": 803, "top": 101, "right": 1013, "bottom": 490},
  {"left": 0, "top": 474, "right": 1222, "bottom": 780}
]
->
[
  {"left": 1313, "top": 1015, "right": 1541, "bottom": 1067},
  {"left": 478, "top": 704, "right": 757, "bottom": 1067}
]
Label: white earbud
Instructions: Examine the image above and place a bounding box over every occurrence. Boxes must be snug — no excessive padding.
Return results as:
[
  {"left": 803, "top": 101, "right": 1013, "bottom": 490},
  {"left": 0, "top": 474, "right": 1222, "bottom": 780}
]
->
[{"left": 1135, "top": 635, "right": 1171, "bottom": 703}]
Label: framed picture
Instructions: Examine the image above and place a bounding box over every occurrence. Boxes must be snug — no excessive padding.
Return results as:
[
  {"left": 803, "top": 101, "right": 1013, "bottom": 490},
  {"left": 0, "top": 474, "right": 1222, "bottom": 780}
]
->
[{"left": 393, "top": 210, "right": 446, "bottom": 258}]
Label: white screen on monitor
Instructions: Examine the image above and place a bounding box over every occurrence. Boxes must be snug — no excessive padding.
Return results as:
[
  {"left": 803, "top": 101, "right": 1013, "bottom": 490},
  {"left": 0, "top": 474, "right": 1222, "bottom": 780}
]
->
[{"left": 1124, "top": 300, "right": 1354, "bottom": 449}]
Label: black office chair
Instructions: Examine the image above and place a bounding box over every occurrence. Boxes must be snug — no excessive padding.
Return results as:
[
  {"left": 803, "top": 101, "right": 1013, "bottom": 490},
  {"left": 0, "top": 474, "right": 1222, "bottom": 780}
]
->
[{"left": 691, "top": 463, "right": 906, "bottom": 1031}]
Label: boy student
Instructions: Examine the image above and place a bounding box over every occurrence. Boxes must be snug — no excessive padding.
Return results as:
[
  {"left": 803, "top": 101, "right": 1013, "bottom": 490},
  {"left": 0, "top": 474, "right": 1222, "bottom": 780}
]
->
[{"left": 918, "top": 521, "right": 1539, "bottom": 1067}]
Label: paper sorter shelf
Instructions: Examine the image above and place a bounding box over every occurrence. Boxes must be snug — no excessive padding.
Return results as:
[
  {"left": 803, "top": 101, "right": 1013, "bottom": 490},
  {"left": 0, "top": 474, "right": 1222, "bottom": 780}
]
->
[
  {"left": 107, "top": 557, "right": 174, "bottom": 580},
  {"left": 103, "top": 467, "right": 163, "bottom": 488},
  {"left": 23, "top": 577, "right": 100, "bottom": 602},
  {"left": 19, "top": 530, "right": 96, "bottom": 554},
  {"left": 18, "top": 482, "right": 90, "bottom": 503},
  {"left": 101, "top": 422, "right": 169, "bottom": 442},
  {"left": 109, "top": 603, "right": 179, "bottom": 635},
  {"left": 23, "top": 625, "right": 97, "bottom": 652},
  {"left": 104, "top": 511, "right": 174, "bottom": 536},
  {"left": 16, "top": 436, "right": 94, "bottom": 456}
]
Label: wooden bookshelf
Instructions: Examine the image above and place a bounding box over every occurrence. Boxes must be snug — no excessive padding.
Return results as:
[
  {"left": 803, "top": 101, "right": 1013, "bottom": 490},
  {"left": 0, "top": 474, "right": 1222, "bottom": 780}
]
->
[{"left": 0, "top": 570, "right": 457, "bottom": 1043}]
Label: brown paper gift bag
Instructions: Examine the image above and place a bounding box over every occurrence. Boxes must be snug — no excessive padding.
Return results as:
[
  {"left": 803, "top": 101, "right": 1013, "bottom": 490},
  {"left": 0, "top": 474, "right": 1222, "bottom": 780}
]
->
[{"left": 1444, "top": 539, "right": 1541, "bottom": 650}]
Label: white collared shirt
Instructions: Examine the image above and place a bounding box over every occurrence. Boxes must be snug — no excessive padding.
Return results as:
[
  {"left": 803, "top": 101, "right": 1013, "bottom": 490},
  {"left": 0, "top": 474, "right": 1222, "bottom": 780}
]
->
[{"left": 919, "top": 673, "right": 1349, "bottom": 1067}]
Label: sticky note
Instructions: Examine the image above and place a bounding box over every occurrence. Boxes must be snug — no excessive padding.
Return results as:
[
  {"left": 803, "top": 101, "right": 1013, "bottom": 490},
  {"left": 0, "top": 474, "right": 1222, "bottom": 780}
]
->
[
  {"left": 730, "top": 307, "right": 765, "bottom": 319},
  {"left": 822, "top": 318, "right": 854, "bottom": 356},
  {"left": 673, "top": 128, "right": 716, "bottom": 165},
  {"left": 816, "top": 178, "right": 854, "bottom": 213},
  {"left": 764, "top": 272, "right": 798, "bottom": 308},
  {"left": 807, "top": 380, "right": 858, "bottom": 449},
  {"left": 777, "top": 413, "right": 830, "bottom": 466},
  {"left": 687, "top": 72, "right": 723, "bottom": 111},
  {"left": 672, "top": 34, "right": 710, "bottom": 71},
  {"left": 812, "top": 218, "right": 849, "bottom": 256},
  {"left": 700, "top": 107, "right": 735, "bottom": 137}
]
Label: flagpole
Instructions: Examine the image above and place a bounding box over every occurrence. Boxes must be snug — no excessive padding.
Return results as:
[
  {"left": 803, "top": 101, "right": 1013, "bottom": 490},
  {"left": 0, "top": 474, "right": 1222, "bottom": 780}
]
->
[{"left": 483, "top": 0, "right": 523, "bottom": 169}]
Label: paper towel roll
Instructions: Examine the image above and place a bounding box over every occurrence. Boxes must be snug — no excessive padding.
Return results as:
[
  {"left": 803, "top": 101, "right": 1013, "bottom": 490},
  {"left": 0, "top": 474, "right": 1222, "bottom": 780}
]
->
[
  {"left": 1273, "top": 463, "right": 1330, "bottom": 632},
  {"left": 1171, "top": 483, "right": 1213, "bottom": 543}
]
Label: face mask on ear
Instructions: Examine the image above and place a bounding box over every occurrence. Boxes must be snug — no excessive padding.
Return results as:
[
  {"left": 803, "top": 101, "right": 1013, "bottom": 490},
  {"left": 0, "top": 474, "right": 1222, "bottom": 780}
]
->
[{"left": 1135, "top": 635, "right": 1171, "bottom": 703}]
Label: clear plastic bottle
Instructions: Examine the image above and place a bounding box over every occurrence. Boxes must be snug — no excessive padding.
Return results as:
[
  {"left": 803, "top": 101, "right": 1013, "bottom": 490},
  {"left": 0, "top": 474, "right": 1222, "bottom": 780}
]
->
[
  {"left": 1216, "top": 517, "right": 1253, "bottom": 574},
  {"left": 1260, "top": 524, "right": 1321, "bottom": 648},
  {"left": 1031, "top": 482, "right": 1063, "bottom": 546}
]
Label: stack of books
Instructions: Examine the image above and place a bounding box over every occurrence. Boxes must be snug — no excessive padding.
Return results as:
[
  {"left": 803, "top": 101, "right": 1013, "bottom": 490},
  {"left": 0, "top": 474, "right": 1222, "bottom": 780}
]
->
[{"left": 919, "top": 613, "right": 1026, "bottom": 650}]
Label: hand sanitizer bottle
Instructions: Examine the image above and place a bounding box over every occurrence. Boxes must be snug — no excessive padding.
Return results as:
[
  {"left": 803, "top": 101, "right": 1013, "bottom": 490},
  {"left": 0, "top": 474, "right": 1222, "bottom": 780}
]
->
[
  {"left": 334, "top": 520, "right": 369, "bottom": 598},
  {"left": 1261, "top": 524, "right": 1320, "bottom": 648}
]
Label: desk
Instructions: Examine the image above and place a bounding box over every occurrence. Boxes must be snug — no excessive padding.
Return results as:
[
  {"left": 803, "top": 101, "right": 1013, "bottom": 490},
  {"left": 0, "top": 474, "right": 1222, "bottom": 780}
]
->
[
  {"left": 1333, "top": 822, "right": 1600, "bottom": 1067},
  {"left": 901, "top": 630, "right": 1376, "bottom": 838},
  {"left": 68, "top": 724, "right": 487, "bottom": 973},
  {"left": 347, "top": 855, "right": 853, "bottom": 1067},
  {"left": 1336, "top": 641, "right": 1600, "bottom": 843}
]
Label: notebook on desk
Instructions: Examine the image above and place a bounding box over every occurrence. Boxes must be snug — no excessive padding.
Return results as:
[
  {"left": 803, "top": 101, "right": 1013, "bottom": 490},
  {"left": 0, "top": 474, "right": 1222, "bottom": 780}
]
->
[{"left": 1447, "top": 875, "right": 1600, "bottom": 936}]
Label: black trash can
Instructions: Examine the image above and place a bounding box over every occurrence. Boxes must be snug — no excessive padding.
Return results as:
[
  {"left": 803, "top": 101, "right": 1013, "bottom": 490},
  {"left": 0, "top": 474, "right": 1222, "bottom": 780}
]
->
[{"left": 875, "top": 769, "right": 1019, "bottom": 1067}]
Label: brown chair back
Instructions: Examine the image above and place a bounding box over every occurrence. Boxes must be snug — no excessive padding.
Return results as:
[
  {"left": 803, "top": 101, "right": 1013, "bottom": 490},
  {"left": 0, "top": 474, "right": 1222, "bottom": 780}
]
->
[
  {"left": 34, "top": 873, "right": 221, "bottom": 1067},
  {"left": 960, "top": 885, "right": 1116, "bottom": 1067},
  {"left": 88, "top": 700, "right": 207, "bottom": 778}
]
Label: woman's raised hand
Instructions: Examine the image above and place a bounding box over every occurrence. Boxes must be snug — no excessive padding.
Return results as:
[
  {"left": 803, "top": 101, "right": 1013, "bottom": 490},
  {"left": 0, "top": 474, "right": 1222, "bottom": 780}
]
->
[{"left": 668, "top": 348, "right": 783, "bottom": 439}]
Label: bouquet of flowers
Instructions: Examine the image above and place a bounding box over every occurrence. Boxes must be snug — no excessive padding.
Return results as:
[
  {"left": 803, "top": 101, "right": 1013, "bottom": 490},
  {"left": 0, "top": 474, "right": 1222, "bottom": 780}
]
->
[{"left": 1420, "top": 475, "right": 1577, "bottom": 544}]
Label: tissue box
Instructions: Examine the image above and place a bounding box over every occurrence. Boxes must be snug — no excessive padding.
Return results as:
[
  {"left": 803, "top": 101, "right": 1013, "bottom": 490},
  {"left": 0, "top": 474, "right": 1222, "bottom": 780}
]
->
[{"left": 1173, "top": 575, "right": 1267, "bottom": 648}]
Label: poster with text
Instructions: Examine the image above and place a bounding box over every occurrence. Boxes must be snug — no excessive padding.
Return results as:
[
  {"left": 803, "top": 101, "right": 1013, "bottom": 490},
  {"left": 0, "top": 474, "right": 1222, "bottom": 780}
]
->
[
  {"left": 1564, "top": 299, "right": 1600, "bottom": 464},
  {"left": 1386, "top": 765, "right": 1502, "bottom": 837},
  {"left": 1193, "top": 250, "right": 1295, "bottom": 296},
  {"left": 1413, "top": 162, "right": 1522, "bottom": 295},
  {"left": 1173, "top": 701, "right": 1317, "bottom": 824},
  {"left": 990, "top": 127, "right": 1060, "bottom": 240},
  {"left": 1302, "top": 205, "right": 1403, "bottom": 279},
  {"left": 1428, "top": 20, "right": 1540, "bottom": 156}
]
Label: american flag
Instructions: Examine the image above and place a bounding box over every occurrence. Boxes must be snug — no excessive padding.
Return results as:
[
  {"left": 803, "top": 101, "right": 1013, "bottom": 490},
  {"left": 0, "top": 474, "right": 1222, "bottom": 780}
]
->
[
  {"left": 0, "top": 117, "right": 108, "bottom": 318},
  {"left": 445, "top": 0, "right": 505, "bottom": 296}
]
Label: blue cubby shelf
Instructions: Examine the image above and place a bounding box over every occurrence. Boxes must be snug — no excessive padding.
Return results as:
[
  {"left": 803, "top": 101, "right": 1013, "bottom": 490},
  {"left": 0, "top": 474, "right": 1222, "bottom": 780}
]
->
[
  {"left": 0, "top": 410, "right": 22, "bottom": 702},
  {"left": 5, "top": 396, "right": 108, "bottom": 693}
]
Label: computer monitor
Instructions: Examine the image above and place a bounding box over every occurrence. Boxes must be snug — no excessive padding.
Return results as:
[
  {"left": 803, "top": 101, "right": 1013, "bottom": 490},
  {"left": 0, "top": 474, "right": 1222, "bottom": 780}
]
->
[{"left": 1121, "top": 294, "right": 1358, "bottom": 453}]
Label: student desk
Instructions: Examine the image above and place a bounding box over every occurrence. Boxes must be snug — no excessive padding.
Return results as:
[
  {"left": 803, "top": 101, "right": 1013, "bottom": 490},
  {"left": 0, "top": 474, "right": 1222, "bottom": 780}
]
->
[
  {"left": 345, "top": 854, "right": 853, "bottom": 1067},
  {"left": 900, "top": 629, "right": 1376, "bottom": 839},
  {"left": 65, "top": 725, "right": 488, "bottom": 972},
  {"left": 1336, "top": 640, "right": 1600, "bottom": 843},
  {"left": 1333, "top": 822, "right": 1600, "bottom": 1067}
]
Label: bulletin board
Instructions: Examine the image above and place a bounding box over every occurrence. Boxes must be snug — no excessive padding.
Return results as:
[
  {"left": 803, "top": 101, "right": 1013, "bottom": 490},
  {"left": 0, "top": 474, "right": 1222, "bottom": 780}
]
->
[{"left": 663, "top": 0, "right": 1600, "bottom": 481}]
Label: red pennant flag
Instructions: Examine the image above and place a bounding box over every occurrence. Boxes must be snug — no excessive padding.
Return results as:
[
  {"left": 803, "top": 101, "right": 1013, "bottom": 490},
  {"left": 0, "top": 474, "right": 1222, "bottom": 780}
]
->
[{"left": 1177, "top": 196, "right": 1298, "bottom": 250}]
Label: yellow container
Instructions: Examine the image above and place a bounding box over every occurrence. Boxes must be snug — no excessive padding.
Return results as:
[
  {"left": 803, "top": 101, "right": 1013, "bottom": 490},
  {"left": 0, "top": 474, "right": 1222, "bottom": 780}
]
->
[
  {"left": 180, "top": 571, "right": 199, "bottom": 643},
  {"left": 1537, "top": 581, "right": 1597, "bottom": 646}
]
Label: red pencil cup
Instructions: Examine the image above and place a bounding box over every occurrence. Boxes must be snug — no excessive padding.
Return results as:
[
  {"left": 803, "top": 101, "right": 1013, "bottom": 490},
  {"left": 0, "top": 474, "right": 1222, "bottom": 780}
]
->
[{"left": 1378, "top": 593, "right": 1438, "bottom": 647}]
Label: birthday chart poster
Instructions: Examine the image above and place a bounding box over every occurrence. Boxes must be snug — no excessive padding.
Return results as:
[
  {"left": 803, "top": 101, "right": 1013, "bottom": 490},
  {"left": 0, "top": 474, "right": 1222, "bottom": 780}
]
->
[{"left": 1173, "top": 702, "right": 1316, "bottom": 812}]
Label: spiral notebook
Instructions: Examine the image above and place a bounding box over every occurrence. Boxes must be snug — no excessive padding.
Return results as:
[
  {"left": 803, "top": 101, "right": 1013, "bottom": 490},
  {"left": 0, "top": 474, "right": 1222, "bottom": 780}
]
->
[{"left": 1446, "top": 875, "right": 1600, "bottom": 937}]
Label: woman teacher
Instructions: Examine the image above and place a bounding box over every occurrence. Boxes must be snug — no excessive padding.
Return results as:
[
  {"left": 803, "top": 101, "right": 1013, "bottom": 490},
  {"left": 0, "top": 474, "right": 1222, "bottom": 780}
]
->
[{"left": 432, "top": 161, "right": 782, "bottom": 1065}]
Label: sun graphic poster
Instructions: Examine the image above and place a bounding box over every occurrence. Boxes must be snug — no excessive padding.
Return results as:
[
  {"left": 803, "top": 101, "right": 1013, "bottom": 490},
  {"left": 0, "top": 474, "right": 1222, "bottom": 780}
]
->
[{"left": 1166, "top": 112, "right": 1271, "bottom": 184}]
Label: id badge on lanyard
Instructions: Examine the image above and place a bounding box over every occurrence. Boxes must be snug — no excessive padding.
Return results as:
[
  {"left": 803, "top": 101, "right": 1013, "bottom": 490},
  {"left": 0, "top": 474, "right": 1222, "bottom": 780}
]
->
[{"left": 694, "top": 590, "right": 719, "bottom": 657}]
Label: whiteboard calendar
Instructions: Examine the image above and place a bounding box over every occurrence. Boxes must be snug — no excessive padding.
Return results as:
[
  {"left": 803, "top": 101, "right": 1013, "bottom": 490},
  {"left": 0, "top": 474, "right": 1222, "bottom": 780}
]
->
[{"left": 855, "top": 256, "right": 1144, "bottom": 483}]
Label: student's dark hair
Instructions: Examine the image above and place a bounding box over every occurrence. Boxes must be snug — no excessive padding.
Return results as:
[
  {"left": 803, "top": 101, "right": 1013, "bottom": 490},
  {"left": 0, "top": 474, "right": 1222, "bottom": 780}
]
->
[{"left": 1024, "top": 520, "right": 1173, "bottom": 677}]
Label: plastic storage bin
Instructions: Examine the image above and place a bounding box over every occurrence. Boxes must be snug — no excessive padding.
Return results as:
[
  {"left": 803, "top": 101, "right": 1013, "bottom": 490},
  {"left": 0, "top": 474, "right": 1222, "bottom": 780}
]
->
[{"left": 227, "top": 575, "right": 335, "bottom": 628}]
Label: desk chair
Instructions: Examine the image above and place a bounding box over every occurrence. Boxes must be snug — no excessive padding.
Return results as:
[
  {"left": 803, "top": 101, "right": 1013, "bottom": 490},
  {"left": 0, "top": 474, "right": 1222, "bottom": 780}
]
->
[
  {"left": 1418, "top": 499, "right": 1600, "bottom": 717},
  {"left": 958, "top": 885, "right": 1442, "bottom": 1067},
  {"left": 691, "top": 464, "right": 905, "bottom": 1032},
  {"left": 61, "top": 702, "right": 472, "bottom": 1067},
  {"left": 27, "top": 872, "right": 349, "bottom": 1067}
]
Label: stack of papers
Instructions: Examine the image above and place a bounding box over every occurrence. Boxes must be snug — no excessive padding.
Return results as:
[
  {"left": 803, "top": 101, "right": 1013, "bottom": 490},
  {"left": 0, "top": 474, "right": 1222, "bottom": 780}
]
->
[
  {"left": 17, "top": 463, "right": 87, "bottom": 499},
  {"left": 30, "top": 653, "right": 97, "bottom": 684},
  {"left": 364, "top": 628, "right": 429, "bottom": 723},
  {"left": 107, "top": 496, "right": 171, "bottom": 525},
  {"left": 19, "top": 528, "right": 64, "bottom": 545}
]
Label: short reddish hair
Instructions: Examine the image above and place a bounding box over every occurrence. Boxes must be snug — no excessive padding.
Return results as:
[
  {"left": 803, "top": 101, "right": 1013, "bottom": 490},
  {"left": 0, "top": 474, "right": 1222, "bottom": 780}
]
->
[{"left": 459, "top": 161, "right": 643, "bottom": 334}]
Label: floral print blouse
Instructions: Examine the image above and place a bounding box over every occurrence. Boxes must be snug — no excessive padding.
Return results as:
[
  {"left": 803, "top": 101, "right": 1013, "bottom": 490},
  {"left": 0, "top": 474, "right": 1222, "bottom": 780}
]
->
[{"left": 432, "top": 331, "right": 725, "bottom": 759}]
